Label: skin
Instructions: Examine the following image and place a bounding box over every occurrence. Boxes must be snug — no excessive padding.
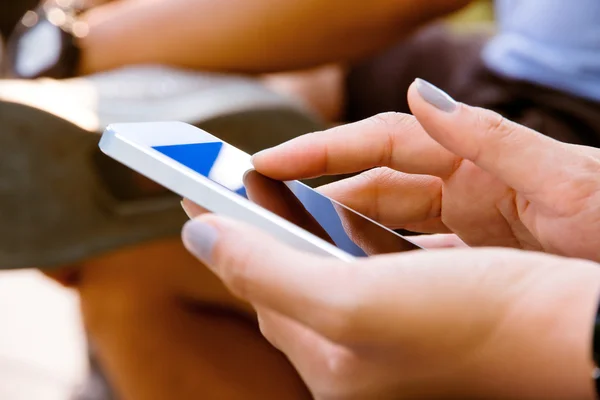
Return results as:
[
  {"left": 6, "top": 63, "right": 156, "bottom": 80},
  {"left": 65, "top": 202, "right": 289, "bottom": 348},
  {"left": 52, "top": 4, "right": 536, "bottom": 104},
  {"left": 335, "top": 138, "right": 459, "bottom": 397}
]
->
[
  {"left": 253, "top": 82, "right": 600, "bottom": 262},
  {"left": 39, "top": 2, "right": 469, "bottom": 396},
  {"left": 33, "top": 0, "right": 597, "bottom": 395},
  {"left": 176, "top": 81, "right": 600, "bottom": 398},
  {"left": 183, "top": 215, "right": 600, "bottom": 400},
  {"left": 48, "top": 237, "right": 310, "bottom": 400},
  {"left": 261, "top": 64, "right": 346, "bottom": 122},
  {"left": 77, "top": 0, "right": 471, "bottom": 74},
  {"left": 63, "top": 79, "right": 600, "bottom": 399}
]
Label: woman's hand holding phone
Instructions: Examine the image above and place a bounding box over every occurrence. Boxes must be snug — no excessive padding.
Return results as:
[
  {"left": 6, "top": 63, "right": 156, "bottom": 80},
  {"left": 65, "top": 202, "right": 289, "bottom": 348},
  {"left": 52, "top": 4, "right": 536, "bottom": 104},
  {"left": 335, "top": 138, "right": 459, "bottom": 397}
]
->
[
  {"left": 253, "top": 80, "right": 600, "bottom": 262},
  {"left": 182, "top": 211, "right": 600, "bottom": 400},
  {"left": 181, "top": 80, "right": 600, "bottom": 399}
]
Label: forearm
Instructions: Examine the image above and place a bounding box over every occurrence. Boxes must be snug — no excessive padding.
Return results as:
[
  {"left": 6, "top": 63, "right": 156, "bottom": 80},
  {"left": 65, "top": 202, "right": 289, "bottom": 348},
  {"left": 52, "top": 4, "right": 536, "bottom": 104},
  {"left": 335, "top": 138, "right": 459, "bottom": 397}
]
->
[{"left": 78, "top": 0, "right": 471, "bottom": 74}]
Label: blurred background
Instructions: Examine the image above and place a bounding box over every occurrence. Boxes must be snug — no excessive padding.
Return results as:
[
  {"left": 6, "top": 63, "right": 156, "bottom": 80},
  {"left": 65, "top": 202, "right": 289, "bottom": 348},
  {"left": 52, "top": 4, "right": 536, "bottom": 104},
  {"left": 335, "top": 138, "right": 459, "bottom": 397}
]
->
[{"left": 0, "top": 1, "right": 494, "bottom": 399}]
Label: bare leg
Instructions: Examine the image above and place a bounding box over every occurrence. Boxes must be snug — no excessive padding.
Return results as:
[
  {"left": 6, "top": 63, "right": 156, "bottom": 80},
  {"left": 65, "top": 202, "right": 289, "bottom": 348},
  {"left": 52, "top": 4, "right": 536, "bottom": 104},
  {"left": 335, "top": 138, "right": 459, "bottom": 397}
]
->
[
  {"left": 262, "top": 65, "right": 346, "bottom": 122},
  {"left": 54, "top": 238, "right": 309, "bottom": 400},
  {"left": 77, "top": 0, "right": 471, "bottom": 74}
]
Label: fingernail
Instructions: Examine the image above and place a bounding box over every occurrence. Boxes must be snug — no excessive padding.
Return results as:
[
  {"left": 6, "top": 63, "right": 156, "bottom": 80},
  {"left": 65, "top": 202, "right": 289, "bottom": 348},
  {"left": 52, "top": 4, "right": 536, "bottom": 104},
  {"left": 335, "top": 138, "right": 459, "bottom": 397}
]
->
[
  {"left": 180, "top": 201, "right": 193, "bottom": 219},
  {"left": 415, "top": 78, "right": 457, "bottom": 113},
  {"left": 250, "top": 150, "right": 267, "bottom": 165},
  {"left": 182, "top": 220, "right": 219, "bottom": 267}
]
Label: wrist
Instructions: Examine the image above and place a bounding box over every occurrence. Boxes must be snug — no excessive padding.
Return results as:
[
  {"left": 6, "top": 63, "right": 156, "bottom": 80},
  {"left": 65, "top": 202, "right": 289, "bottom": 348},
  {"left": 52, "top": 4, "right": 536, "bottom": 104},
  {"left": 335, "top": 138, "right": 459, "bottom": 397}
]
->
[
  {"left": 523, "top": 263, "right": 600, "bottom": 400},
  {"left": 468, "top": 261, "right": 600, "bottom": 400}
]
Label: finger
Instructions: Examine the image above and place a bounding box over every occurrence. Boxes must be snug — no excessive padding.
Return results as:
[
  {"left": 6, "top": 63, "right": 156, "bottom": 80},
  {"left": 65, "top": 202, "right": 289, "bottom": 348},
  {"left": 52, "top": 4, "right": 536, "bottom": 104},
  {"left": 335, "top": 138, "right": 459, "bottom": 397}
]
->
[
  {"left": 400, "top": 218, "right": 452, "bottom": 234},
  {"left": 181, "top": 214, "right": 368, "bottom": 343},
  {"left": 318, "top": 168, "right": 443, "bottom": 229},
  {"left": 408, "top": 79, "right": 600, "bottom": 197},
  {"left": 182, "top": 216, "right": 532, "bottom": 346},
  {"left": 243, "top": 169, "right": 334, "bottom": 244},
  {"left": 330, "top": 203, "right": 424, "bottom": 254},
  {"left": 572, "top": 143, "right": 600, "bottom": 159},
  {"left": 409, "top": 234, "right": 468, "bottom": 249},
  {"left": 181, "top": 198, "right": 209, "bottom": 218},
  {"left": 256, "top": 309, "right": 309, "bottom": 352},
  {"left": 252, "top": 112, "right": 459, "bottom": 181},
  {"left": 256, "top": 308, "right": 338, "bottom": 377}
]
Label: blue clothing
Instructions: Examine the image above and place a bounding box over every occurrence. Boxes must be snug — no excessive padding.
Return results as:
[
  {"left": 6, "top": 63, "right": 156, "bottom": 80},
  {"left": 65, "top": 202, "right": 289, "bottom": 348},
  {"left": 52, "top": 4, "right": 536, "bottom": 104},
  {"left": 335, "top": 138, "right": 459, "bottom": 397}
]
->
[{"left": 482, "top": 0, "right": 600, "bottom": 102}]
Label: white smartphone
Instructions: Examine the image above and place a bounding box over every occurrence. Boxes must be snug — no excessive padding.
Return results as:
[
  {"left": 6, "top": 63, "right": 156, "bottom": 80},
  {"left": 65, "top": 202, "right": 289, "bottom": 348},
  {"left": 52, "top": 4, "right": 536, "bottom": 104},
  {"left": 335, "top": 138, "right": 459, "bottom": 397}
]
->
[{"left": 99, "top": 122, "right": 420, "bottom": 261}]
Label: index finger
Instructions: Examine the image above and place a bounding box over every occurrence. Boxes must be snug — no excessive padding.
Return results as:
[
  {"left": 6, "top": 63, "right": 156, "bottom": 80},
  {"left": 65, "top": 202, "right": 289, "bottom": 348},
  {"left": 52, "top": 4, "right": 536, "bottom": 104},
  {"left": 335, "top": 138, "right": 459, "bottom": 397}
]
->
[
  {"left": 243, "top": 169, "right": 335, "bottom": 244},
  {"left": 252, "top": 113, "right": 459, "bottom": 181}
]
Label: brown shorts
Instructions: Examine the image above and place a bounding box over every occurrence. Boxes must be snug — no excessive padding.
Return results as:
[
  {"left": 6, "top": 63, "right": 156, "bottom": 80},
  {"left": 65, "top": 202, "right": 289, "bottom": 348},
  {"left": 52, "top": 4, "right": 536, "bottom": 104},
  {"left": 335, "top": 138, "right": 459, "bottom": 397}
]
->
[{"left": 345, "top": 25, "right": 600, "bottom": 147}]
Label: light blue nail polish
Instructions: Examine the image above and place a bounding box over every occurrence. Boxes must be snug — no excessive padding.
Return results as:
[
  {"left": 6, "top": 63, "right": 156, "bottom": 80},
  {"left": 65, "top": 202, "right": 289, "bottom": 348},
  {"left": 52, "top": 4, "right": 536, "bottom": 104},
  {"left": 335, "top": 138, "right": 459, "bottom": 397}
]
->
[
  {"left": 415, "top": 78, "right": 457, "bottom": 113},
  {"left": 182, "top": 220, "right": 219, "bottom": 266}
]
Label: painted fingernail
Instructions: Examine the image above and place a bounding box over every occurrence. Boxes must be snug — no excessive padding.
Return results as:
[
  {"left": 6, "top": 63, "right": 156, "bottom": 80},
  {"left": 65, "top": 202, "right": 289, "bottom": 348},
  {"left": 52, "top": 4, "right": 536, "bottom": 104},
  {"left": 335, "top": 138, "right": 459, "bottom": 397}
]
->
[
  {"left": 250, "top": 150, "right": 267, "bottom": 165},
  {"left": 415, "top": 78, "right": 457, "bottom": 113},
  {"left": 182, "top": 220, "right": 219, "bottom": 267}
]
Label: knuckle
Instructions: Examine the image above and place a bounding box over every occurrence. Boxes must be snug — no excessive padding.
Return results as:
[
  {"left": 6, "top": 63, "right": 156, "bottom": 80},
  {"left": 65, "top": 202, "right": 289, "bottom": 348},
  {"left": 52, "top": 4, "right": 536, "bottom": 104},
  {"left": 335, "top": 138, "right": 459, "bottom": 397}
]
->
[
  {"left": 325, "top": 349, "right": 360, "bottom": 379},
  {"left": 310, "top": 348, "right": 363, "bottom": 400},
  {"left": 370, "top": 111, "right": 409, "bottom": 126},
  {"left": 368, "top": 112, "right": 417, "bottom": 166},
  {"left": 361, "top": 167, "right": 398, "bottom": 186},
  {"left": 369, "top": 112, "right": 413, "bottom": 142},
  {"left": 321, "top": 348, "right": 362, "bottom": 393},
  {"left": 473, "top": 109, "right": 519, "bottom": 161},
  {"left": 479, "top": 109, "right": 506, "bottom": 132},
  {"left": 479, "top": 110, "right": 518, "bottom": 142}
]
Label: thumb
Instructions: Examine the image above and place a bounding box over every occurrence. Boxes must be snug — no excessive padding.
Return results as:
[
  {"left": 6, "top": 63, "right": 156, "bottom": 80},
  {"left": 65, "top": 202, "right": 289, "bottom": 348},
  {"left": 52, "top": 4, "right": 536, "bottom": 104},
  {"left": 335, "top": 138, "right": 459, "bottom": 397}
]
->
[
  {"left": 181, "top": 215, "right": 362, "bottom": 341},
  {"left": 407, "top": 79, "right": 595, "bottom": 196}
]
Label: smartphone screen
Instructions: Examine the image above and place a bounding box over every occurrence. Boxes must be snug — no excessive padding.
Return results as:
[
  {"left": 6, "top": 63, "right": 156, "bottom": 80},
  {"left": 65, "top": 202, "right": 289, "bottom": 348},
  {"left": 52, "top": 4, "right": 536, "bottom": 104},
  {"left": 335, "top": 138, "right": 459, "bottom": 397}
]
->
[{"left": 153, "top": 141, "right": 420, "bottom": 257}]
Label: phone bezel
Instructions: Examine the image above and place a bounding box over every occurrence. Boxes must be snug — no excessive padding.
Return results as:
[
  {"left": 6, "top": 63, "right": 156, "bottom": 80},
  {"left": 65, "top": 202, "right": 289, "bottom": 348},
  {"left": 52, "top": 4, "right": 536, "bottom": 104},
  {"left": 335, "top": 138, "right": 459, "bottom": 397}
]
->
[{"left": 99, "top": 121, "right": 357, "bottom": 261}]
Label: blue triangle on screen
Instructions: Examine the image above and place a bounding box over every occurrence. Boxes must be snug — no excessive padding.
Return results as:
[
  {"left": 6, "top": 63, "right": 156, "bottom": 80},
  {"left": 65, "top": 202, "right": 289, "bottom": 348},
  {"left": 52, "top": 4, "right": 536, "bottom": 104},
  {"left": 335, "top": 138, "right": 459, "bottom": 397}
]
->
[{"left": 153, "top": 142, "right": 224, "bottom": 176}]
